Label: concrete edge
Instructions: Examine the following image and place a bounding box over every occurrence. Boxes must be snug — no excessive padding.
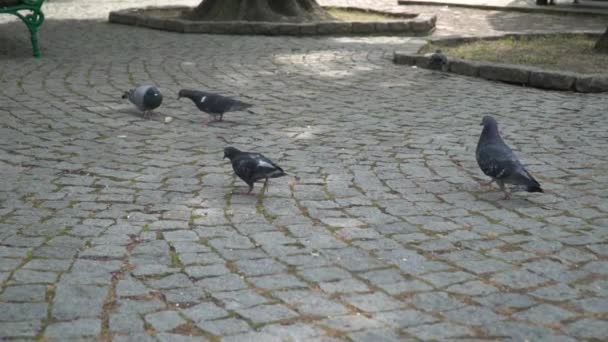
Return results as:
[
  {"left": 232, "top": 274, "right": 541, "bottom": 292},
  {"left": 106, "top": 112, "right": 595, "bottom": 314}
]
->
[
  {"left": 108, "top": 6, "right": 436, "bottom": 36},
  {"left": 393, "top": 50, "right": 608, "bottom": 93},
  {"left": 425, "top": 30, "right": 602, "bottom": 45},
  {"left": 397, "top": 0, "right": 608, "bottom": 17}
]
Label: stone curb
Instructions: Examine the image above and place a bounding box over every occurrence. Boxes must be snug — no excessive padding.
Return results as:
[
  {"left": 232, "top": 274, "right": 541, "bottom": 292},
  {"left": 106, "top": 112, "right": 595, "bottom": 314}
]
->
[
  {"left": 397, "top": 0, "right": 608, "bottom": 17},
  {"left": 425, "top": 31, "right": 603, "bottom": 46},
  {"left": 393, "top": 32, "right": 608, "bottom": 93},
  {"left": 108, "top": 6, "right": 436, "bottom": 36}
]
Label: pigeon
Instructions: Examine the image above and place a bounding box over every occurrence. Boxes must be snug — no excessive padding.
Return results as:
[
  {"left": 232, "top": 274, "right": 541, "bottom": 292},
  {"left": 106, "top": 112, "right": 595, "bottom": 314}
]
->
[
  {"left": 178, "top": 89, "right": 252, "bottom": 125},
  {"left": 223, "top": 146, "right": 286, "bottom": 195},
  {"left": 476, "top": 115, "right": 543, "bottom": 199},
  {"left": 122, "top": 84, "right": 163, "bottom": 119},
  {"left": 428, "top": 50, "right": 448, "bottom": 71}
]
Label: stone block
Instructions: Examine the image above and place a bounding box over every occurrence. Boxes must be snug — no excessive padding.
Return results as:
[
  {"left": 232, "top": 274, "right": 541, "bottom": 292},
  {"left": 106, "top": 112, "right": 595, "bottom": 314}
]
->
[
  {"left": 277, "top": 23, "right": 301, "bottom": 35},
  {"left": 575, "top": 76, "right": 608, "bottom": 93},
  {"left": 44, "top": 319, "right": 101, "bottom": 339},
  {"left": 235, "top": 21, "right": 256, "bottom": 34},
  {"left": 164, "top": 19, "right": 186, "bottom": 33},
  {"left": 196, "top": 318, "right": 251, "bottom": 336},
  {"left": 0, "top": 321, "right": 42, "bottom": 338},
  {"left": 298, "top": 23, "right": 317, "bottom": 35},
  {"left": 414, "top": 55, "right": 430, "bottom": 68},
  {"left": 142, "top": 16, "right": 166, "bottom": 30},
  {"left": 529, "top": 70, "right": 576, "bottom": 90},
  {"left": 410, "top": 18, "right": 433, "bottom": 34},
  {"left": 108, "top": 12, "right": 137, "bottom": 26},
  {"left": 351, "top": 22, "right": 376, "bottom": 34},
  {"left": 479, "top": 63, "right": 530, "bottom": 84},
  {"left": 252, "top": 23, "right": 282, "bottom": 35},
  {"left": 448, "top": 58, "right": 481, "bottom": 77},
  {"left": 393, "top": 52, "right": 417, "bottom": 65},
  {"left": 0, "top": 303, "right": 48, "bottom": 321},
  {"left": 236, "top": 304, "right": 298, "bottom": 324},
  {"left": 317, "top": 22, "right": 352, "bottom": 35},
  {"left": 374, "top": 21, "right": 389, "bottom": 33},
  {"left": 145, "top": 311, "right": 185, "bottom": 332},
  {"left": 207, "top": 22, "right": 234, "bottom": 34},
  {"left": 183, "top": 22, "right": 212, "bottom": 33},
  {"left": 183, "top": 302, "right": 229, "bottom": 322},
  {"left": 388, "top": 21, "right": 412, "bottom": 33}
]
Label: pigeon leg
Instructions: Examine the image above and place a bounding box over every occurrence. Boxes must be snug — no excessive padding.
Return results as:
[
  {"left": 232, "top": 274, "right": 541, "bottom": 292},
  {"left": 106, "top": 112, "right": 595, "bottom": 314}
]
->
[
  {"left": 262, "top": 177, "right": 269, "bottom": 193},
  {"left": 497, "top": 181, "right": 511, "bottom": 200},
  {"left": 245, "top": 183, "right": 254, "bottom": 195},
  {"left": 481, "top": 179, "right": 495, "bottom": 187},
  {"left": 208, "top": 115, "right": 220, "bottom": 124},
  {"left": 219, "top": 113, "right": 224, "bottom": 122}
]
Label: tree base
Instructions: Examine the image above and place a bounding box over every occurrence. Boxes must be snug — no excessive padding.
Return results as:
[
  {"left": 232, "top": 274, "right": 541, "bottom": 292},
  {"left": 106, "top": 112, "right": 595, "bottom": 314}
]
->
[
  {"left": 184, "top": 0, "right": 334, "bottom": 22},
  {"left": 594, "top": 27, "right": 608, "bottom": 54}
]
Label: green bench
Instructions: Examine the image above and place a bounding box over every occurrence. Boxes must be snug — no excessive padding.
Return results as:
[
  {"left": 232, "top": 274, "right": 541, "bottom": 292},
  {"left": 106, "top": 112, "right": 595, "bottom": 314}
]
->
[{"left": 0, "top": 0, "right": 45, "bottom": 57}]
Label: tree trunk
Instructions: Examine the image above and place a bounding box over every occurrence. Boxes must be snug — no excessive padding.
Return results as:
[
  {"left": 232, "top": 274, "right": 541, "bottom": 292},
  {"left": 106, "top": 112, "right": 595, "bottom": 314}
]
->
[
  {"left": 184, "top": 0, "right": 333, "bottom": 22},
  {"left": 595, "top": 26, "right": 608, "bottom": 53}
]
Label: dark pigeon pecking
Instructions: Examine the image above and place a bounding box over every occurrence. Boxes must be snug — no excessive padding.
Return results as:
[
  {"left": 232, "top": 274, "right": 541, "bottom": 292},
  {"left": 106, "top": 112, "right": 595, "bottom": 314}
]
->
[
  {"left": 476, "top": 115, "right": 543, "bottom": 199},
  {"left": 223, "top": 146, "right": 286, "bottom": 195},
  {"left": 428, "top": 50, "right": 448, "bottom": 71},
  {"left": 122, "top": 84, "right": 163, "bottom": 119},
  {"left": 178, "top": 89, "right": 252, "bottom": 125}
]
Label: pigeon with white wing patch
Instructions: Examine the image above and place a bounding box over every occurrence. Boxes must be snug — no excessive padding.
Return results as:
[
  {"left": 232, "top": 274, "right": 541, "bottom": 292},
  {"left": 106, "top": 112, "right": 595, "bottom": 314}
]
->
[
  {"left": 476, "top": 115, "right": 543, "bottom": 200},
  {"left": 223, "top": 147, "right": 286, "bottom": 195},
  {"left": 178, "top": 89, "right": 252, "bottom": 125}
]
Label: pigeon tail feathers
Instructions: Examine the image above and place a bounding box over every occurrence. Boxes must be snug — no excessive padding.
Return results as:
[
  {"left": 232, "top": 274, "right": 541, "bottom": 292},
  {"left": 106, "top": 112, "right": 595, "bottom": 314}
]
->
[
  {"left": 267, "top": 168, "right": 287, "bottom": 178},
  {"left": 524, "top": 175, "right": 543, "bottom": 193},
  {"left": 230, "top": 102, "right": 253, "bottom": 112},
  {"left": 526, "top": 184, "right": 543, "bottom": 193}
]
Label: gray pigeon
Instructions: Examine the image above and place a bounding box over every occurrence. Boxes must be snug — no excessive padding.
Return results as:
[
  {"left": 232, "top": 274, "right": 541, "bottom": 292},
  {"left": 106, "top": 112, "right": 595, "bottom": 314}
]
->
[
  {"left": 223, "top": 146, "right": 286, "bottom": 195},
  {"left": 476, "top": 115, "right": 543, "bottom": 199},
  {"left": 428, "top": 50, "right": 448, "bottom": 71},
  {"left": 178, "top": 89, "right": 252, "bottom": 125},
  {"left": 122, "top": 84, "right": 163, "bottom": 119}
]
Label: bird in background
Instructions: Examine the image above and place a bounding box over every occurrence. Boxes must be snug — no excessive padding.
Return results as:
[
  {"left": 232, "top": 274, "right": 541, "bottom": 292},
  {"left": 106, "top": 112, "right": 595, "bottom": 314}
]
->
[
  {"left": 178, "top": 89, "right": 252, "bottom": 125},
  {"left": 428, "top": 50, "right": 448, "bottom": 71},
  {"left": 122, "top": 84, "right": 163, "bottom": 119},
  {"left": 223, "top": 146, "right": 286, "bottom": 195},
  {"left": 476, "top": 115, "right": 543, "bottom": 200}
]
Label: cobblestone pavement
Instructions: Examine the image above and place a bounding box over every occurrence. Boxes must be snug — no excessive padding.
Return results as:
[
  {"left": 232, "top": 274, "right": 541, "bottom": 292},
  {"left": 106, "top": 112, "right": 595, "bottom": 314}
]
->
[{"left": 1, "top": 0, "right": 607, "bottom": 341}]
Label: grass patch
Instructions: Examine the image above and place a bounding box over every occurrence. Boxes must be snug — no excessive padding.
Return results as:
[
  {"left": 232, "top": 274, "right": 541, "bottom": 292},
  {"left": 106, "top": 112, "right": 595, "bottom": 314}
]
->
[
  {"left": 327, "top": 8, "right": 402, "bottom": 21},
  {"left": 421, "top": 34, "right": 608, "bottom": 74}
]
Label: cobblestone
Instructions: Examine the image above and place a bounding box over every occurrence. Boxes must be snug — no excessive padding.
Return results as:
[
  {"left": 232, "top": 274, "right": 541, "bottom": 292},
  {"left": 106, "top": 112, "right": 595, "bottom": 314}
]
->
[
  {"left": 196, "top": 317, "right": 252, "bottom": 336},
  {"left": 145, "top": 310, "right": 186, "bottom": 332},
  {"left": 44, "top": 319, "right": 101, "bottom": 339},
  {"left": 0, "top": 0, "right": 606, "bottom": 340},
  {"left": 236, "top": 304, "right": 299, "bottom": 324},
  {"left": 109, "top": 313, "right": 146, "bottom": 334}
]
